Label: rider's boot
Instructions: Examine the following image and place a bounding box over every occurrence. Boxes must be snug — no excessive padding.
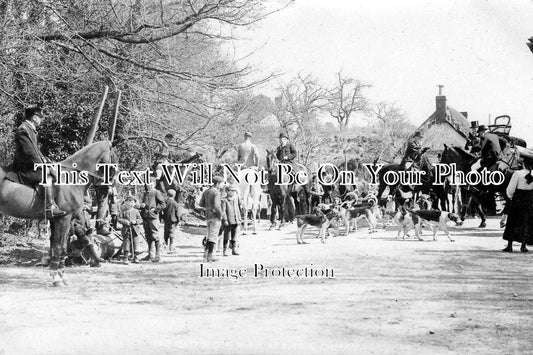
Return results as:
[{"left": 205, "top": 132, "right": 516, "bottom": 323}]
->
[{"left": 45, "top": 185, "right": 67, "bottom": 219}]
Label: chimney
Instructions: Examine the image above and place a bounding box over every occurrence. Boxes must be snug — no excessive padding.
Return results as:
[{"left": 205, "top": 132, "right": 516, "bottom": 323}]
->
[{"left": 436, "top": 85, "right": 446, "bottom": 121}]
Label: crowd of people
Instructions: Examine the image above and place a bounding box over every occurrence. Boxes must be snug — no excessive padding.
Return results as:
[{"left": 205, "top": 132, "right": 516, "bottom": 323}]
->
[{"left": 7, "top": 105, "right": 533, "bottom": 267}]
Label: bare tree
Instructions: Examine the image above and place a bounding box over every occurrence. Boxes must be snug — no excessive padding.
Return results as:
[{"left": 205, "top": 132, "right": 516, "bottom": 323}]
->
[
  {"left": 327, "top": 71, "right": 371, "bottom": 130},
  {"left": 273, "top": 74, "right": 328, "bottom": 135},
  {"left": 272, "top": 74, "right": 331, "bottom": 164},
  {"left": 372, "top": 101, "right": 415, "bottom": 162},
  {"left": 0, "top": 0, "right": 291, "bottom": 164}
]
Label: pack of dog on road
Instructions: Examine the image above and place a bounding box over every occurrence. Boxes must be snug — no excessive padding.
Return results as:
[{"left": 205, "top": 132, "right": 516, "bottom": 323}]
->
[{"left": 295, "top": 192, "right": 461, "bottom": 244}]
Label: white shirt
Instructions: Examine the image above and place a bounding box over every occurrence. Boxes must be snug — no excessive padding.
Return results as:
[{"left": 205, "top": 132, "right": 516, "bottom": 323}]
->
[{"left": 506, "top": 169, "right": 533, "bottom": 199}]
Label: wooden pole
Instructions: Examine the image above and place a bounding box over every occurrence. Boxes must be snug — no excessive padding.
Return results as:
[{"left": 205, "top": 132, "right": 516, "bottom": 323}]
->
[
  {"left": 109, "top": 90, "right": 122, "bottom": 142},
  {"left": 86, "top": 86, "right": 109, "bottom": 145}
]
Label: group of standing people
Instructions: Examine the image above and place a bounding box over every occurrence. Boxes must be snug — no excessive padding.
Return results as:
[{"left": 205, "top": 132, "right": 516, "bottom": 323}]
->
[{"left": 116, "top": 175, "right": 182, "bottom": 264}]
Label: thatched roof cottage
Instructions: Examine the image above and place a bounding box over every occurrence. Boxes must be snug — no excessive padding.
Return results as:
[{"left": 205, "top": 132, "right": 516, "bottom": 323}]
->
[{"left": 414, "top": 86, "right": 470, "bottom": 161}]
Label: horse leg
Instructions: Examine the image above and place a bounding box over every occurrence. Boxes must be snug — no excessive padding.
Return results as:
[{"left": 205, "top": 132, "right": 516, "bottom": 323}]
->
[
  {"left": 251, "top": 206, "right": 258, "bottom": 235},
  {"left": 269, "top": 201, "right": 277, "bottom": 230},
  {"left": 49, "top": 216, "right": 71, "bottom": 287},
  {"left": 278, "top": 198, "right": 286, "bottom": 229},
  {"left": 476, "top": 202, "right": 486, "bottom": 228}
]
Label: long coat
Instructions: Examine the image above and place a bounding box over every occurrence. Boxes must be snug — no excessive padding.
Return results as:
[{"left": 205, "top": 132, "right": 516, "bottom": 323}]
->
[
  {"left": 141, "top": 189, "right": 166, "bottom": 220},
  {"left": 13, "top": 120, "right": 46, "bottom": 185}
]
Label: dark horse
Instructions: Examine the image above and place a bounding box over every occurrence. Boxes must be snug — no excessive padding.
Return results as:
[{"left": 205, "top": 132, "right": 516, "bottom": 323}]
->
[
  {"left": 265, "top": 150, "right": 308, "bottom": 229},
  {"left": 375, "top": 154, "right": 447, "bottom": 210},
  {"left": 0, "top": 141, "right": 115, "bottom": 286},
  {"left": 439, "top": 144, "right": 514, "bottom": 228}
]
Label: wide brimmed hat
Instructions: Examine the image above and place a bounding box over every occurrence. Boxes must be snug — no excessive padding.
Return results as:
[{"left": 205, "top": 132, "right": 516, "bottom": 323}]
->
[
  {"left": 244, "top": 132, "right": 253, "bottom": 138},
  {"left": 470, "top": 121, "right": 479, "bottom": 129},
  {"left": 279, "top": 132, "right": 289, "bottom": 139}
]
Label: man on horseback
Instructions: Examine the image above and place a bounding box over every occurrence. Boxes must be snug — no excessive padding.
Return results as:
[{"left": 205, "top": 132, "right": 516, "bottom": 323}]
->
[
  {"left": 276, "top": 132, "right": 297, "bottom": 165},
  {"left": 402, "top": 131, "right": 429, "bottom": 170},
  {"left": 237, "top": 132, "right": 258, "bottom": 168},
  {"left": 470, "top": 125, "right": 502, "bottom": 172},
  {"left": 13, "top": 106, "right": 66, "bottom": 219}
]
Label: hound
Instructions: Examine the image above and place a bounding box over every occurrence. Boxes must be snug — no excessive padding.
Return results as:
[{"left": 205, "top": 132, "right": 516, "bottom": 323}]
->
[
  {"left": 340, "top": 195, "right": 379, "bottom": 235},
  {"left": 394, "top": 210, "right": 422, "bottom": 240},
  {"left": 295, "top": 208, "right": 340, "bottom": 244},
  {"left": 409, "top": 209, "right": 460, "bottom": 242}
]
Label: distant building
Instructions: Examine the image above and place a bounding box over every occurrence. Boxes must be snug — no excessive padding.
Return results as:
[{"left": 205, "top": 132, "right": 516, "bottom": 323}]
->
[{"left": 414, "top": 86, "right": 470, "bottom": 162}]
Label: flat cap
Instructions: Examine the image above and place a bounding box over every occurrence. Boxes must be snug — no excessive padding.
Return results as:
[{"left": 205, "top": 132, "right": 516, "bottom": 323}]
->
[{"left": 212, "top": 175, "right": 224, "bottom": 184}]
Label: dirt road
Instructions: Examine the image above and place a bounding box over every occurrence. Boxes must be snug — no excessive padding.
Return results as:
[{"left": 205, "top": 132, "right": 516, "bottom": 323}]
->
[{"left": 1, "top": 217, "right": 533, "bottom": 355}]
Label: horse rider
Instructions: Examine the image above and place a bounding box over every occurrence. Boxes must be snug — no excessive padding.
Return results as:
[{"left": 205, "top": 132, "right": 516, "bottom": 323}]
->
[
  {"left": 470, "top": 124, "right": 502, "bottom": 172},
  {"left": 401, "top": 131, "right": 428, "bottom": 170},
  {"left": 276, "top": 132, "right": 297, "bottom": 164},
  {"left": 465, "top": 120, "right": 480, "bottom": 152},
  {"left": 237, "top": 131, "right": 259, "bottom": 169},
  {"left": 13, "top": 106, "right": 66, "bottom": 219}
]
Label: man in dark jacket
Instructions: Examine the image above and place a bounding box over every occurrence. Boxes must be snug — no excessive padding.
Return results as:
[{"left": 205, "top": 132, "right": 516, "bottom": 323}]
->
[
  {"left": 163, "top": 189, "right": 181, "bottom": 253},
  {"left": 402, "top": 131, "right": 428, "bottom": 169},
  {"left": 478, "top": 125, "right": 502, "bottom": 168},
  {"left": 13, "top": 106, "right": 66, "bottom": 218},
  {"left": 140, "top": 175, "right": 166, "bottom": 262},
  {"left": 276, "top": 133, "right": 297, "bottom": 163}
]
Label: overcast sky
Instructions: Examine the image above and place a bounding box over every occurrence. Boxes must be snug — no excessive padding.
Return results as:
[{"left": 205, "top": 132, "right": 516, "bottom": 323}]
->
[{"left": 230, "top": 0, "right": 533, "bottom": 144}]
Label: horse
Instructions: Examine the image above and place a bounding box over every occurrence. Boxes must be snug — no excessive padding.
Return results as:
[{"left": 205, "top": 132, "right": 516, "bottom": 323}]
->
[
  {"left": 375, "top": 153, "right": 441, "bottom": 209},
  {"left": 237, "top": 168, "right": 262, "bottom": 235},
  {"left": 439, "top": 144, "right": 514, "bottom": 228},
  {"left": 265, "top": 149, "right": 308, "bottom": 230},
  {"left": 0, "top": 141, "right": 116, "bottom": 286}
]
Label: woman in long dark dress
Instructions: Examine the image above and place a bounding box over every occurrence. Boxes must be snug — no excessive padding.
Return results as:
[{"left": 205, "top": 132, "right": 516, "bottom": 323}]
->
[{"left": 503, "top": 155, "right": 533, "bottom": 252}]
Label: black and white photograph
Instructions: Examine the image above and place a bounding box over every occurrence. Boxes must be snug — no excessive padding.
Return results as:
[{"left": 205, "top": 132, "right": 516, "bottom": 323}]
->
[{"left": 1, "top": 0, "right": 533, "bottom": 354}]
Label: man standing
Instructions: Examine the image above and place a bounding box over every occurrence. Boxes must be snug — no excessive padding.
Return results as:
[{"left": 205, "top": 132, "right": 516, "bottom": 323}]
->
[
  {"left": 221, "top": 185, "right": 243, "bottom": 256},
  {"left": 140, "top": 175, "right": 166, "bottom": 262},
  {"left": 13, "top": 106, "right": 66, "bottom": 218},
  {"left": 237, "top": 132, "right": 259, "bottom": 168},
  {"left": 199, "top": 176, "right": 224, "bottom": 262},
  {"left": 163, "top": 189, "right": 181, "bottom": 253},
  {"left": 276, "top": 133, "right": 297, "bottom": 164}
]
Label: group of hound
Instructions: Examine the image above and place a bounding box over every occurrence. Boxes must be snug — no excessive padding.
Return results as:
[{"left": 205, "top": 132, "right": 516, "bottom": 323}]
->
[{"left": 295, "top": 193, "right": 461, "bottom": 244}]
